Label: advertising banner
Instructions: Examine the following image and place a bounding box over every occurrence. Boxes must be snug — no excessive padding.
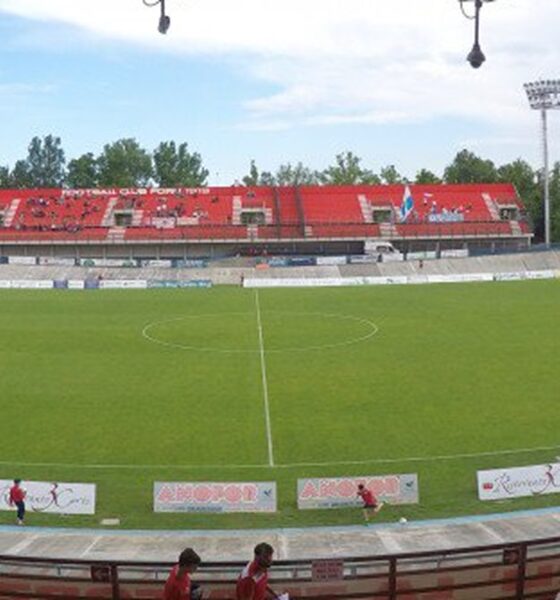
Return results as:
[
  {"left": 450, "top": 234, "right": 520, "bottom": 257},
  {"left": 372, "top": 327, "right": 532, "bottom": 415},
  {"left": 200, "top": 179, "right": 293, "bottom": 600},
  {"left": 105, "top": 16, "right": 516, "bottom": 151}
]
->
[
  {"left": 53, "top": 279, "right": 69, "bottom": 289},
  {"left": 174, "top": 259, "right": 207, "bottom": 268},
  {"left": 0, "top": 280, "right": 53, "bottom": 289},
  {"left": 68, "top": 280, "right": 85, "bottom": 289},
  {"left": 316, "top": 256, "right": 348, "bottom": 266},
  {"left": 153, "top": 481, "right": 277, "bottom": 513},
  {"left": 79, "top": 258, "right": 136, "bottom": 268},
  {"left": 37, "top": 257, "right": 76, "bottom": 266},
  {"left": 440, "top": 249, "right": 469, "bottom": 259},
  {"left": 287, "top": 257, "right": 316, "bottom": 267},
  {"left": 526, "top": 270, "right": 556, "bottom": 280},
  {"left": 477, "top": 463, "right": 560, "bottom": 501},
  {"left": 0, "top": 480, "right": 96, "bottom": 514},
  {"left": 99, "top": 279, "right": 147, "bottom": 289},
  {"left": 297, "top": 474, "right": 419, "bottom": 509},
  {"left": 427, "top": 213, "right": 465, "bottom": 223},
  {"left": 140, "top": 259, "right": 173, "bottom": 268},
  {"left": 148, "top": 280, "right": 213, "bottom": 289},
  {"left": 7, "top": 256, "right": 36, "bottom": 265}
]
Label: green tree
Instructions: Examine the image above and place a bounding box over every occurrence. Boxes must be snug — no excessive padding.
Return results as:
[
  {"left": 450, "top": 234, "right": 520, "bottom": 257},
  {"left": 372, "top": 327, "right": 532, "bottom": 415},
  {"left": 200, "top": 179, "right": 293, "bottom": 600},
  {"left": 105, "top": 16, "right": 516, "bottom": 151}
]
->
[
  {"left": 153, "top": 141, "right": 208, "bottom": 187},
  {"left": 549, "top": 161, "right": 560, "bottom": 243},
  {"left": 275, "top": 162, "right": 319, "bottom": 186},
  {"left": 0, "top": 166, "right": 10, "bottom": 188},
  {"left": 97, "top": 138, "right": 153, "bottom": 187},
  {"left": 415, "top": 168, "right": 442, "bottom": 184},
  {"left": 242, "top": 160, "right": 260, "bottom": 186},
  {"left": 26, "top": 134, "right": 66, "bottom": 187},
  {"left": 259, "top": 171, "right": 276, "bottom": 186},
  {"left": 379, "top": 164, "right": 404, "bottom": 184},
  {"left": 444, "top": 149, "right": 497, "bottom": 183},
  {"left": 497, "top": 159, "right": 540, "bottom": 236},
  {"left": 66, "top": 153, "right": 99, "bottom": 188},
  {"left": 10, "top": 160, "right": 33, "bottom": 188},
  {"left": 320, "top": 151, "right": 380, "bottom": 185}
]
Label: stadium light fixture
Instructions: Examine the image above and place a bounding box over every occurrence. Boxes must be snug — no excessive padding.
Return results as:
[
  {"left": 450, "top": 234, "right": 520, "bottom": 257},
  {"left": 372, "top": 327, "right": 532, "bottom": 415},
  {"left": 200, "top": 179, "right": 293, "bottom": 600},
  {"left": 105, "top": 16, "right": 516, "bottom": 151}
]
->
[
  {"left": 524, "top": 79, "right": 560, "bottom": 247},
  {"left": 143, "top": 0, "right": 170, "bottom": 35},
  {"left": 458, "top": 0, "right": 496, "bottom": 69}
]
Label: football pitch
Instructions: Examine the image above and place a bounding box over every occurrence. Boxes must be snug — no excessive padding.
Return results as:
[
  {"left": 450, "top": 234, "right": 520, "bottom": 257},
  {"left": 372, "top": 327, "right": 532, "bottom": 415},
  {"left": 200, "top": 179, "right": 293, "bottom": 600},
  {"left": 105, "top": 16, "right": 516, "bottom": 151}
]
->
[{"left": 0, "top": 280, "right": 559, "bottom": 529}]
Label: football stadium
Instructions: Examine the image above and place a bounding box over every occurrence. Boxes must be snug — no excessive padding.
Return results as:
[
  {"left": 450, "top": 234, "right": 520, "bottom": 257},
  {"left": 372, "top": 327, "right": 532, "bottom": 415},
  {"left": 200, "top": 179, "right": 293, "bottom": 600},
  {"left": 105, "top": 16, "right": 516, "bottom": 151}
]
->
[{"left": 0, "top": 0, "right": 560, "bottom": 598}]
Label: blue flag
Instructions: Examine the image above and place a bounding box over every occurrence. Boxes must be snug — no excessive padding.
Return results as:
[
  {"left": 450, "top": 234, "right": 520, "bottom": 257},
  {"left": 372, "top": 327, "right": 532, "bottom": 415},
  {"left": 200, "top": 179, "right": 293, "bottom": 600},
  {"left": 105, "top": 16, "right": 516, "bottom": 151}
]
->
[{"left": 399, "top": 185, "right": 414, "bottom": 222}]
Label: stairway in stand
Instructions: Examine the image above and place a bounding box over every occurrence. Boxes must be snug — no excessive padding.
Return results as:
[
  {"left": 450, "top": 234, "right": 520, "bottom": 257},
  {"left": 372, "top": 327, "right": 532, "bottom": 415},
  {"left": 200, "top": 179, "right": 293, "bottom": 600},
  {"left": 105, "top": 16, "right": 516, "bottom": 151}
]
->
[
  {"left": 510, "top": 220, "right": 522, "bottom": 236},
  {"left": 482, "top": 193, "right": 500, "bottom": 221},
  {"left": 232, "top": 196, "right": 242, "bottom": 225},
  {"left": 101, "top": 198, "right": 118, "bottom": 227},
  {"left": 3, "top": 199, "right": 21, "bottom": 227},
  {"left": 358, "top": 195, "right": 373, "bottom": 223}
]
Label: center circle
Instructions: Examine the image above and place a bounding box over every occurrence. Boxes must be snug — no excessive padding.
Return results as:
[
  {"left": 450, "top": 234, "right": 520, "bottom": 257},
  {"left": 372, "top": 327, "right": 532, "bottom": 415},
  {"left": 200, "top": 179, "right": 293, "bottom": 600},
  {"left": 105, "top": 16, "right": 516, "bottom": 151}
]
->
[{"left": 142, "top": 311, "right": 378, "bottom": 353}]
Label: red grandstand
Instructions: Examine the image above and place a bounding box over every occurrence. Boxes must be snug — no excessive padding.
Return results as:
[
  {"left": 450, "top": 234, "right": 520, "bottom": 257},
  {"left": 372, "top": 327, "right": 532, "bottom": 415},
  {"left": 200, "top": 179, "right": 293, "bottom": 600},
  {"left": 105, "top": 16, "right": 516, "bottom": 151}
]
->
[{"left": 0, "top": 184, "right": 532, "bottom": 258}]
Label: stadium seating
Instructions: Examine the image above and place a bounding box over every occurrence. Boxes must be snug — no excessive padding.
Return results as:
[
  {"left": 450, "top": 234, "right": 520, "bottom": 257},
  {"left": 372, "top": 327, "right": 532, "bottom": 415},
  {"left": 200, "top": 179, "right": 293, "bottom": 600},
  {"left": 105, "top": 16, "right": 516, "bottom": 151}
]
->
[{"left": 0, "top": 184, "right": 531, "bottom": 244}]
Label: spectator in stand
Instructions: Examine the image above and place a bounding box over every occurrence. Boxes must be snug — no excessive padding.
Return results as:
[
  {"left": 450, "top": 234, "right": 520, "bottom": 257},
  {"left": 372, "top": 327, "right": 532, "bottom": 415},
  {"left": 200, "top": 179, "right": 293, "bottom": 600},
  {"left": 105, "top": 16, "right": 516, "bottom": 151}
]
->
[
  {"left": 357, "top": 483, "right": 384, "bottom": 524},
  {"left": 8, "top": 479, "right": 26, "bottom": 525},
  {"left": 236, "top": 543, "right": 275, "bottom": 600},
  {"left": 163, "top": 547, "right": 202, "bottom": 600}
]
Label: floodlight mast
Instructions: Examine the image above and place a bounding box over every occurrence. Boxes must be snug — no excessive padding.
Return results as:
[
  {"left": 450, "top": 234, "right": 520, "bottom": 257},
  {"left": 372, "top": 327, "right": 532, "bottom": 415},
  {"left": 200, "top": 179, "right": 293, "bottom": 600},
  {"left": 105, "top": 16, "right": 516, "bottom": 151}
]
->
[{"left": 524, "top": 80, "right": 560, "bottom": 247}]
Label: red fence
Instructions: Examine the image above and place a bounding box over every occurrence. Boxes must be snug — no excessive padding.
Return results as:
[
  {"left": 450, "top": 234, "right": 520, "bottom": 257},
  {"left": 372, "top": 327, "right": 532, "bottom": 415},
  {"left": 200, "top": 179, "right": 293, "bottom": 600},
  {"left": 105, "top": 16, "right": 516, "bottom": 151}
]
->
[{"left": 1, "top": 535, "right": 559, "bottom": 599}]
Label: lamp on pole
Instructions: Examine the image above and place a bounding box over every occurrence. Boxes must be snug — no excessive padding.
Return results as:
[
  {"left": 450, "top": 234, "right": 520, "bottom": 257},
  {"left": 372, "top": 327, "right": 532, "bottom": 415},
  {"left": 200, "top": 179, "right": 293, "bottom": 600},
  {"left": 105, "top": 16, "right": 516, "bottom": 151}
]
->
[
  {"left": 524, "top": 79, "right": 560, "bottom": 247},
  {"left": 458, "top": 0, "right": 496, "bottom": 69},
  {"left": 143, "top": 0, "right": 171, "bottom": 34}
]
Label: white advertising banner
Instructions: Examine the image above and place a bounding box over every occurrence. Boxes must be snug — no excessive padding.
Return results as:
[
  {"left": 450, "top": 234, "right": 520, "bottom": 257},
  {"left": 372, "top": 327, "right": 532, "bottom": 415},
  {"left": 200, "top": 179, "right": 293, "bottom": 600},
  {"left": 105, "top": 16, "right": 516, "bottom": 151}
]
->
[
  {"left": 297, "top": 474, "right": 419, "bottom": 509},
  {"left": 477, "top": 463, "right": 560, "bottom": 501},
  {"left": 68, "top": 280, "right": 85, "bottom": 289},
  {"left": 7, "top": 256, "right": 36, "bottom": 265},
  {"left": 316, "top": 256, "right": 348, "bottom": 266},
  {"left": 154, "top": 481, "right": 277, "bottom": 513},
  {"left": 526, "top": 270, "right": 556, "bottom": 280},
  {"left": 37, "top": 257, "right": 76, "bottom": 266},
  {"left": 0, "top": 280, "right": 53, "bottom": 289},
  {"left": 99, "top": 279, "right": 147, "bottom": 289},
  {"left": 0, "top": 480, "right": 96, "bottom": 514}
]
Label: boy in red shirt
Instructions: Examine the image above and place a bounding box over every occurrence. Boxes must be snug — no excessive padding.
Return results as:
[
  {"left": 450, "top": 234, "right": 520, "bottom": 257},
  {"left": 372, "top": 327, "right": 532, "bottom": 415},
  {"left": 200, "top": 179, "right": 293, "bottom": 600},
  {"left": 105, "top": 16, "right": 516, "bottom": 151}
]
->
[
  {"left": 236, "top": 543, "right": 275, "bottom": 600},
  {"left": 357, "top": 483, "right": 384, "bottom": 524},
  {"left": 163, "top": 547, "right": 202, "bottom": 600},
  {"left": 8, "top": 479, "right": 26, "bottom": 526}
]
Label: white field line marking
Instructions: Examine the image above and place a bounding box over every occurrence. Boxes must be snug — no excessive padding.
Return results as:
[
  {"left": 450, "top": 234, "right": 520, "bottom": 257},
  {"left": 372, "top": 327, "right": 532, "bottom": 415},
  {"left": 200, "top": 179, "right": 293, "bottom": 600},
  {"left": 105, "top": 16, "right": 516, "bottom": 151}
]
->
[
  {"left": 255, "top": 290, "right": 275, "bottom": 467},
  {"left": 141, "top": 312, "right": 379, "bottom": 354},
  {"left": 1, "top": 444, "right": 558, "bottom": 470}
]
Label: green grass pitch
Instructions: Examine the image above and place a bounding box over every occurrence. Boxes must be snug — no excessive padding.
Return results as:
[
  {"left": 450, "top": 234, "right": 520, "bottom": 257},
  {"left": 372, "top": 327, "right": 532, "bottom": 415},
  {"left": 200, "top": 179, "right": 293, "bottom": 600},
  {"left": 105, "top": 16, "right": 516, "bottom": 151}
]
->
[{"left": 0, "top": 280, "right": 558, "bottom": 529}]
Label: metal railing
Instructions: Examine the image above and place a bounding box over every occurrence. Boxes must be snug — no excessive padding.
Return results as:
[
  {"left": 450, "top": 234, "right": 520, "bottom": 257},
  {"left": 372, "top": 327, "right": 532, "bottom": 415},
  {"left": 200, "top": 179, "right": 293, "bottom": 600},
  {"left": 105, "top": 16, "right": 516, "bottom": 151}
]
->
[{"left": 0, "top": 535, "right": 559, "bottom": 599}]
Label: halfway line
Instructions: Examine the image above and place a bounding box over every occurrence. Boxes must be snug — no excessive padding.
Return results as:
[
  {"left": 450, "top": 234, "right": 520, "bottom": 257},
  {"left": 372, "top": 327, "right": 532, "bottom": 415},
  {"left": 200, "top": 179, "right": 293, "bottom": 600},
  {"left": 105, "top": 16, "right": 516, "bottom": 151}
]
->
[{"left": 255, "top": 290, "right": 275, "bottom": 467}]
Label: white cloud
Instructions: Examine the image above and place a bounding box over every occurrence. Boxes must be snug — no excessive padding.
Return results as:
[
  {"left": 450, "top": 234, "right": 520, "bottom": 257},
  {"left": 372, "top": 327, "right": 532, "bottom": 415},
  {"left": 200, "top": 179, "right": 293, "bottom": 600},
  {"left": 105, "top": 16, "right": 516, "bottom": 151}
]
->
[{"left": 0, "top": 0, "right": 559, "bottom": 133}]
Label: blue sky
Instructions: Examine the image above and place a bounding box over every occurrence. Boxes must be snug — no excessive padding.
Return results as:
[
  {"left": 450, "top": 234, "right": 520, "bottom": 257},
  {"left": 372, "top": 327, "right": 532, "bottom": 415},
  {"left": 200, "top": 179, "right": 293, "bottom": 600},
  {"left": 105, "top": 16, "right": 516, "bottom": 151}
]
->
[{"left": 0, "top": 0, "right": 559, "bottom": 184}]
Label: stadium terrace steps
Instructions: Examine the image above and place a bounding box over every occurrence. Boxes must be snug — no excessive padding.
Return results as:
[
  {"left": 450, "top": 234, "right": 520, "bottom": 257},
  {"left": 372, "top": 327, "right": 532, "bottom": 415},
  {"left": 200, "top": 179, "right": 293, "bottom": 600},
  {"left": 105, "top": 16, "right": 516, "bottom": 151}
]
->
[
  {"left": 482, "top": 193, "right": 501, "bottom": 221},
  {"left": 3, "top": 198, "right": 21, "bottom": 227},
  {"left": 358, "top": 194, "right": 374, "bottom": 223}
]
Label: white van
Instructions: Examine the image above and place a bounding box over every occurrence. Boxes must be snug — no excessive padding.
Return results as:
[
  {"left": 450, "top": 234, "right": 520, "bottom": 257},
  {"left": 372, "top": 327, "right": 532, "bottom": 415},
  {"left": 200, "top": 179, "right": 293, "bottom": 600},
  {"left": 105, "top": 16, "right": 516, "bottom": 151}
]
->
[{"left": 364, "top": 240, "right": 404, "bottom": 262}]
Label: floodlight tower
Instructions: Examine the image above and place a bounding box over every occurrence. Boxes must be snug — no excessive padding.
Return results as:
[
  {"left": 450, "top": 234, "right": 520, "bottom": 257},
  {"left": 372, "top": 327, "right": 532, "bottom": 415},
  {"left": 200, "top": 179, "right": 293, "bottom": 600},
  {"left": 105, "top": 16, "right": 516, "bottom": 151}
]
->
[
  {"left": 524, "top": 80, "right": 560, "bottom": 247},
  {"left": 458, "top": 0, "right": 496, "bottom": 68}
]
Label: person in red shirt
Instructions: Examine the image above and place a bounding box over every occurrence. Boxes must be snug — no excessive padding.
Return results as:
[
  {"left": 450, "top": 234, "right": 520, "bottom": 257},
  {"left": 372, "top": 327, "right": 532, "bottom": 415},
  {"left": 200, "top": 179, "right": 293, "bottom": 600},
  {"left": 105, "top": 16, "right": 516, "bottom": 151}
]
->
[
  {"left": 236, "top": 543, "right": 275, "bottom": 600},
  {"left": 8, "top": 479, "right": 26, "bottom": 525},
  {"left": 357, "top": 483, "right": 384, "bottom": 524},
  {"left": 163, "top": 547, "right": 202, "bottom": 600}
]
